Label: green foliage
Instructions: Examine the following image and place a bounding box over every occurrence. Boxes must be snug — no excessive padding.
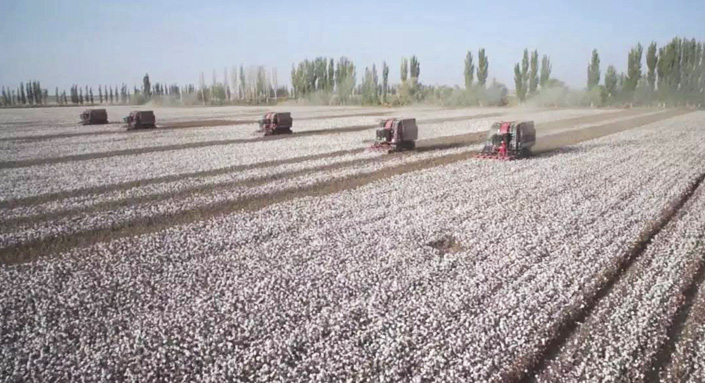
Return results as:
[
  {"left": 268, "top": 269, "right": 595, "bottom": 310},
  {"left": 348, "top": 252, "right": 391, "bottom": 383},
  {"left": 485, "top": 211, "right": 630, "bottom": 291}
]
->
[
  {"left": 335, "top": 56, "right": 356, "bottom": 103},
  {"left": 529, "top": 50, "right": 539, "bottom": 94},
  {"left": 409, "top": 55, "right": 420, "bottom": 79},
  {"left": 477, "top": 48, "right": 488, "bottom": 87},
  {"left": 604, "top": 65, "right": 618, "bottom": 100},
  {"left": 464, "top": 51, "right": 474, "bottom": 90},
  {"left": 521, "top": 49, "right": 529, "bottom": 95},
  {"left": 400, "top": 58, "right": 408, "bottom": 82},
  {"left": 514, "top": 63, "right": 525, "bottom": 102},
  {"left": 328, "top": 58, "right": 335, "bottom": 91},
  {"left": 633, "top": 76, "right": 651, "bottom": 105},
  {"left": 142, "top": 73, "right": 151, "bottom": 98},
  {"left": 361, "top": 65, "right": 380, "bottom": 105},
  {"left": 586, "top": 85, "right": 606, "bottom": 106},
  {"left": 19, "top": 83, "right": 26, "bottom": 104},
  {"left": 382, "top": 61, "right": 389, "bottom": 101},
  {"left": 239, "top": 65, "right": 246, "bottom": 99},
  {"left": 540, "top": 55, "right": 552, "bottom": 88},
  {"left": 587, "top": 49, "right": 600, "bottom": 90},
  {"left": 646, "top": 42, "right": 658, "bottom": 91},
  {"left": 211, "top": 84, "right": 227, "bottom": 103},
  {"left": 625, "top": 43, "right": 643, "bottom": 98}
]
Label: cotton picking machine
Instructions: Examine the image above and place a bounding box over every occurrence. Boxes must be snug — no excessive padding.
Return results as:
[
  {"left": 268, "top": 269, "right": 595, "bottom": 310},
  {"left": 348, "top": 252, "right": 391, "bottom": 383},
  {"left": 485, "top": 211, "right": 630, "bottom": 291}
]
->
[
  {"left": 79, "top": 109, "right": 109, "bottom": 125},
  {"left": 123, "top": 111, "right": 156, "bottom": 131},
  {"left": 370, "top": 118, "right": 418, "bottom": 153},
  {"left": 476, "top": 121, "right": 536, "bottom": 160},
  {"left": 258, "top": 112, "right": 293, "bottom": 136}
]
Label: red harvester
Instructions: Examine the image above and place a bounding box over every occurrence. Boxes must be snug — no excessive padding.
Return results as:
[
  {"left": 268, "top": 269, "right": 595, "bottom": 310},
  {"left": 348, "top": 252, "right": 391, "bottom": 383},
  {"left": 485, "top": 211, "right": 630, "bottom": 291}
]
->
[
  {"left": 476, "top": 121, "right": 536, "bottom": 160},
  {"left": 370, "top": 118, "right": 418, "bottom": 153},
  {"left": 258, "top": 112, "right": 293, "bottom": 136}
]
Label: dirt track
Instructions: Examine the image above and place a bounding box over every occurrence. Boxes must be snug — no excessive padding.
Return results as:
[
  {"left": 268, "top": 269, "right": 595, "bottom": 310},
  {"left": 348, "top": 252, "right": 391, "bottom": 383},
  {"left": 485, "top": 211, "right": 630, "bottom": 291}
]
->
[{"left": 0, "top": 109, "right": 690, "bottom": 265}]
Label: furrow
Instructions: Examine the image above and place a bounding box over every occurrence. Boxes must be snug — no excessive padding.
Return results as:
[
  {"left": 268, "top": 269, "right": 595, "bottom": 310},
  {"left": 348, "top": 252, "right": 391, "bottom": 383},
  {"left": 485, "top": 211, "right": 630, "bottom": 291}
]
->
[{"left": 518, "top": 170, "right": 705, "bottom": 383}]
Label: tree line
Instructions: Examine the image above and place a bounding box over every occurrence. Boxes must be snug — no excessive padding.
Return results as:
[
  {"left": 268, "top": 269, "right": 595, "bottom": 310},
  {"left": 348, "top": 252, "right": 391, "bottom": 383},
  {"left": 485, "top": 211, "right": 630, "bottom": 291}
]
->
[
  {"left": 288, "top": 50, "right": 508, "bottom": 106},
  {"left": 1, "top": 81, "right": 49, "bottom": 106},
  {"left": 2, "top": 36, "right": 702, "bottom": 108},
  {"left": 512, "top": 36, "right": 704, "bottom": 107}
]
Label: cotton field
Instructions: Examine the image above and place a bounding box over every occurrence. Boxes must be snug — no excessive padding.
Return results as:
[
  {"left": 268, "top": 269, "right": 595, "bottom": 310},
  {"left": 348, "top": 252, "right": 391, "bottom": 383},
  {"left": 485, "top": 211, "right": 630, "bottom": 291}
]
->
[{"left": 1, "top": 105, "right": 704, "bottom": 382}]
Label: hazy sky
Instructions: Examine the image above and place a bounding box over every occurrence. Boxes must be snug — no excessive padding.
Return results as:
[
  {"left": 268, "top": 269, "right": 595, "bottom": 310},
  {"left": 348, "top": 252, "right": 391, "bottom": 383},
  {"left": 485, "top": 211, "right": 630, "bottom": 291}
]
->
[{"left": 1, "top": 0, "right": 704, "bottom": 91}]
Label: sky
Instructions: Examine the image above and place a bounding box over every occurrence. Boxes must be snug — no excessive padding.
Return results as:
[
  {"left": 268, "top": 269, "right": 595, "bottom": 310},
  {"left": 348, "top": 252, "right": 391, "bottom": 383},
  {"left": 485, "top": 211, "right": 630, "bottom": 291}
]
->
[{"left": 1, "top": 0, "right": 704, "bottom": 92}]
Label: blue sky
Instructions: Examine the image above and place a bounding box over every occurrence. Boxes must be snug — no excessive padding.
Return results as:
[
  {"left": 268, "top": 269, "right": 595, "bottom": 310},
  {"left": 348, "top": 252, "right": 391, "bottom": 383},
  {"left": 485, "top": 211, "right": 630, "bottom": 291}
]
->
[{"left": 1, "top": 0, "right": 703, "bottom": 91}]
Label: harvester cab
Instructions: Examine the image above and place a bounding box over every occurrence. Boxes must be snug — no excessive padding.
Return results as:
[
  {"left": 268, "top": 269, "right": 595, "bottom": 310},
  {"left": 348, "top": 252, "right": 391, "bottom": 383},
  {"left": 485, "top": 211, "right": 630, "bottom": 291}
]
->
[
  {"left": 80, "top": 109, "right": 109, "bottom": 125},
  {"left": 371, "top": 118, "right": 418, "bottom": 153},
  {"left": 123, "top": 111, "right": 156, "bottom": 131},
  {"left": 477, "top": 121, "right": 536, "bottom": 160},
  {"left": 259, "top": 112, "right": 293, "bottom": 136}
]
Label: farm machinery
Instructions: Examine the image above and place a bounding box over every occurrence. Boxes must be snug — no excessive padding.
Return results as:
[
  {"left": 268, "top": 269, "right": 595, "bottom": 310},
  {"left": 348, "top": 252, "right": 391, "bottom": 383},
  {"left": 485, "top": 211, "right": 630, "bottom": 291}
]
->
[
  {"left": 371, "top": 118, "right": 418, "bottom": 153},
  {"left": 123, "top": 111, "right": 156, "bottom": 131},
  {"left": 258, "top": 112, "right": 293, "bottom": 136},
  {"left": 477, "top": 121, "right": 536, "bottom": 160},
  {"left": 79, "top": 109, "right": 109, "bottom": 125}
]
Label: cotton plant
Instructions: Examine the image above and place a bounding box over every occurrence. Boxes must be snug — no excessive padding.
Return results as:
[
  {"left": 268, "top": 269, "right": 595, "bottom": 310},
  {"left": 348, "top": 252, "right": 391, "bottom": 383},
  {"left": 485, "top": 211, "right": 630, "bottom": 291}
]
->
[{"left": 1, "top": 111, "right": 705, "bottom": 382}]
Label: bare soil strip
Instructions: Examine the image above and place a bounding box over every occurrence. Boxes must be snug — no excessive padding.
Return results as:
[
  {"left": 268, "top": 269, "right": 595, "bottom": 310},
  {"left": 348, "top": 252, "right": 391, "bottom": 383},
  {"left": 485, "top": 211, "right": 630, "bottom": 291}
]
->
[
  {"left": 518, "top": 157, "right": 703, "bottom": 383},
  {"left": 0, "top": 149, "right": 363, "bottom": 209},
  {"left": 0, "top": 125, "right": 124, "bottom": 143},
  {"left": 532, "top": 108, "right": 686, "bottom": 154},
  {"left": 0, "top": 110, "right": 689, "bottom": 265},
  {"left": 0, "top": 113, "right": 502, "bottom": 170},
  {"left": 1, "top": 153, "right": 399, "bottom": 228}
]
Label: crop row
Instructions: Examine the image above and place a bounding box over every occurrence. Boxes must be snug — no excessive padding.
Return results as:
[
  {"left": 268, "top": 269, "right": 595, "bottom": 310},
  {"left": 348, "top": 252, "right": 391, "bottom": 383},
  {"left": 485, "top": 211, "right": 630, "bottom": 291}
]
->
[
  {"left": 662, "top": 270, "right": 705, "bottom": 383},
  {"left": 0, "top": 146, "right": 474, "bottom": 249},
  {"left": 535, "top": 173, "right": 705, "bottom": 382}
]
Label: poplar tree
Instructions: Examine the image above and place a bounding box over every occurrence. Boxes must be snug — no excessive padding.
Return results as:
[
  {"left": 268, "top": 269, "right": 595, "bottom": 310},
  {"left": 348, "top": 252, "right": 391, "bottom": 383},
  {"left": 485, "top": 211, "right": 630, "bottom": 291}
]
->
[
  {"left": 540, "top": 55, "right": 552, "bottom": 88},
  {"left": 587, "top": 49, "right": 601, "bottom": 90},
  {"left": 400, "top": 58, "right": 408, "bottom": 82},
  {"left": 382, "top": 61, "right": 389, "bottom": 101},
  {"left": 646, "top": 42, "right": 658, "bottom": 92},
  {"left": 605, "top": 65, "right": 618, "bottom": 100},
  {"left": 529, "top": 50, "right": 539, "bottom": 94},
  {"left": 514, "top": 63, "right": 526, "bottom": 101},
  {"left": 464, "top": 51, "right": 474, "bottom": 90},
  {"left": 521, "top": 49, "right": 529, "bottom": 97},
  {"left": 409, "top": 55, "right": 420, "bottom": 79},
  {"left": 625, "top": 43, "right": 643, "bottom": 94},
  {"left": 477, "top": 48, "right": 489, "bottom": 87}
]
